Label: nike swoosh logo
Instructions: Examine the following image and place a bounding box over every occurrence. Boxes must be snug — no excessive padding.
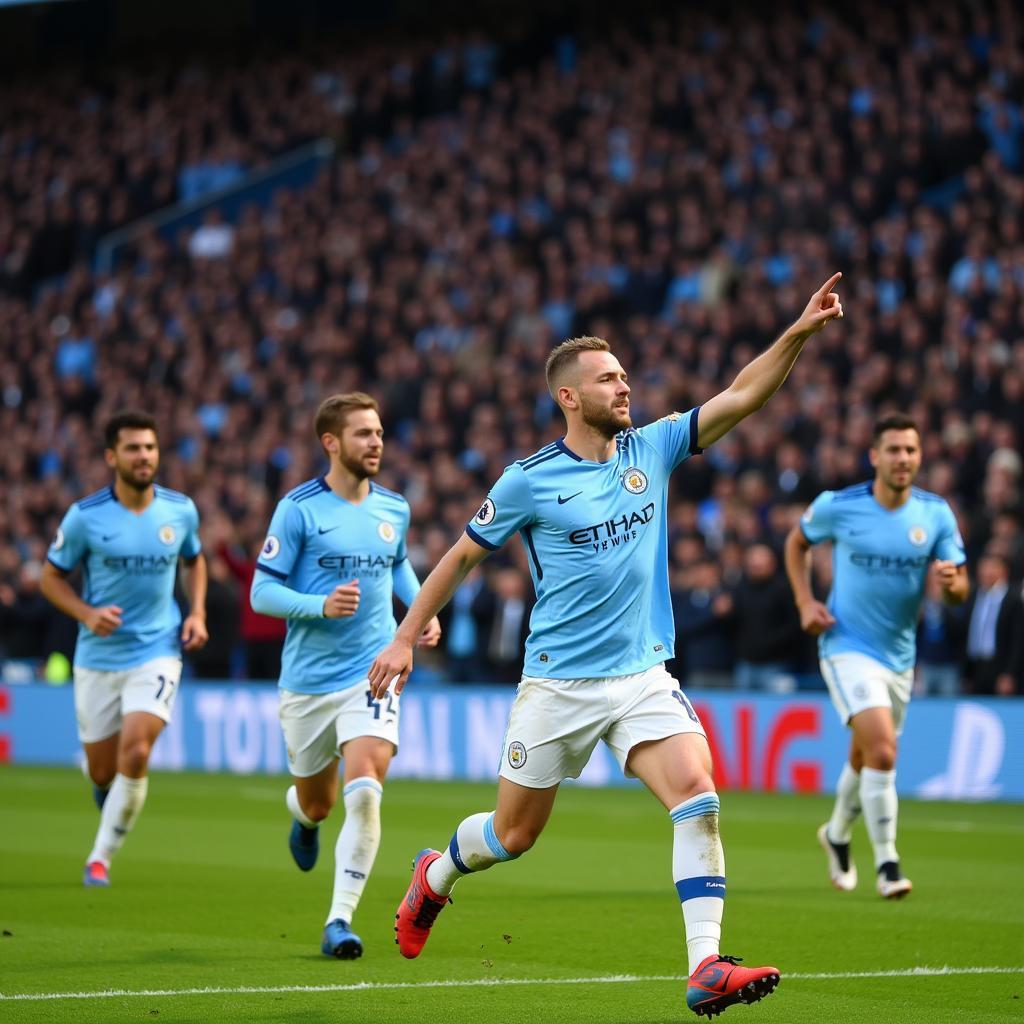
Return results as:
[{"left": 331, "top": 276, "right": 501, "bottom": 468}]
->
[
  {"left": 557, "top": 492, "right": 582, "bottom": 504},
  {"left": 102, "top": 534, "right": 117, "bottom": 541},
  {"left": 849, "top": 529, "right": 869, "bottom": 535},
  {"left": 695, "top": 966, "right": 727, "bottom": 991},
  {"left": 318, "top": 526, "right": 340, "bottom": 535}
]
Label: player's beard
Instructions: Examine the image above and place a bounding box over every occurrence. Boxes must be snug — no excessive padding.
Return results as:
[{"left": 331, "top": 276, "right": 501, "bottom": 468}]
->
[
  {"left": 883, "top": 464, "right": 917, "bottom": 493},
  {"left": 579, "top": 393, "right": 631, "bottom": 439},
  {"left": 116, "top": 463, "right": 156, "bottom": 491},
  {"left": 338, "top": 448, "right": 381, "bottom": 480}
]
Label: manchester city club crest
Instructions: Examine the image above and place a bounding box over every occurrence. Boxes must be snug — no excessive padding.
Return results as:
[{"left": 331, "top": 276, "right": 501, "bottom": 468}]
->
[
  {"left": 622, "top": 467, "right": 648, "bottom": 495},
  {"left": 378, "top": 521, "right": 396, "bottom": 543},
  {"left": 158, "top": 524, "right": 176, "bottom": 545},
  {"left": 507, "top": 741, "right": 527, "bottom": 769},
  {"left": 908, "top": 525, "right": 928, "bottom": 546}
]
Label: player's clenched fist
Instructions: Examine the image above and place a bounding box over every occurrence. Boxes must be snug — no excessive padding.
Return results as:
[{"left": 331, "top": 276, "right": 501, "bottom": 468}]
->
[
  {"left": 417, "top": 616, "right": 442, "bottom": 648},
  {"left": 323, "top": 580, "right": 360, "bottom": 618},
  {"left": 797, "top": 598, "right": 836, "bottom": 637},
  {"left": 84, "top": 604, "right": 123, "bottom": 637}
]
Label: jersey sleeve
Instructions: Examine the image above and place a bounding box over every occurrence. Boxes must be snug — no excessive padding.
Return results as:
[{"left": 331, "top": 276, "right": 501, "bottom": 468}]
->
[
  {"left": 181, "top": 499, "right": 202, "bottom": 559},
  {"left": 254, "top": 498, "right": 306, "bottom": 582},
  {"left": 47, "top": 504, "right": 88, "bottom": 572},
  {"left": 933, "top": 502, "right": 967, "bottom": 565},
  {"left": 464, "top": 463, "right": 535, "bottom": 551},
  {"left": 635, "top": 408, "right": 702, "bottom": 470},
  {"left": 799, "top": 491, "right": 837, "bottom": 544},
  {"left": 395, "top": 502, "right": 411, "bottom": 563},
  {"left": 392, "top": 503, "right": 420, "bottom": 605}
]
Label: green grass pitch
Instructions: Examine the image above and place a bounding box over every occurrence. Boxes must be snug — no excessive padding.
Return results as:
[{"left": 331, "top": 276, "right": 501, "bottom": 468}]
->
[{"left": 1, "top": 765, "right": 1021, "bottom": 1023}]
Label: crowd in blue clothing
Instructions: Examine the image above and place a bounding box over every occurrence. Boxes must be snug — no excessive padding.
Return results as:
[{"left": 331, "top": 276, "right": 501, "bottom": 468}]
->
[{"left": 1, "top": 1, "right": 1023, "bottom": 692}]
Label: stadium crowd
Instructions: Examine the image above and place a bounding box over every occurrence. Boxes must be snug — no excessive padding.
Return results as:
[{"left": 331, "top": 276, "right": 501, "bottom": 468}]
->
[{"left": 1, "top": 1, "right": 1023, "bottom": 693}]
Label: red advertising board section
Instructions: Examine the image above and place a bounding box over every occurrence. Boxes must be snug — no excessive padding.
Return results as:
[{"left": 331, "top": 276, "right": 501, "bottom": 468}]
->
[
  {"left": 696, "top": 701, "right": 821, "bottom": 793},
  {"left": 0, "top": 686, "right": 10, "bottom": 763}
]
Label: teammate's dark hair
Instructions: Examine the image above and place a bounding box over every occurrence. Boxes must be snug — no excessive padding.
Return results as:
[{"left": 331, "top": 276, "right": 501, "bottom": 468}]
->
[
  {"left": 871, "top": 413, "right": 919, "bottom": 445},
  {"left": 315, "top": 392, "right": 379, "bottom": 441},
  {"left": 104, "top": 411, "right": 159, "bottom": 449}
]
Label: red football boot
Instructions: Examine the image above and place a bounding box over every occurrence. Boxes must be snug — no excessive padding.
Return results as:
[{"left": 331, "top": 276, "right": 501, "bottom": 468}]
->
[
  {"left": 686, "top": 954, "right": 780, "bottom": 1017},
  {"left": 394, "top": 849, "right": 450, "bottom": 959}
]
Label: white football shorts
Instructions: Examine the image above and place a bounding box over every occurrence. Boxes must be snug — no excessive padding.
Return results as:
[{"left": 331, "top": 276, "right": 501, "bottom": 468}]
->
[
  {"left": 498, "top": 663, "right": 707, "bottom": 789},
  {"left": 819, "top": 652, "right": 913, "bottom": 733},
  {"left": 279, "top": 681, "right": 400, "bottom": 778},
  {"left": 73, "top": 656, "right": 183, "bottom": 743}
]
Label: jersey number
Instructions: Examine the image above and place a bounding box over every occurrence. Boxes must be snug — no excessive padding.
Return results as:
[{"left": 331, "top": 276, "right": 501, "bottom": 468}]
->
[
  {"left": 671, "top": 689, "right": 700, "bottom": 724},
  {"left": 155, "top": 674, "right": 176, "bottom": 705},
  {"left": 365, "top": 690, "right": 395, "bottom": 720}
]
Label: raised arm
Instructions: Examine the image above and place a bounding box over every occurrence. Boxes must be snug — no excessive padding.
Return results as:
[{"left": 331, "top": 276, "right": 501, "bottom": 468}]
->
[
  {"left": 368, "top": 531, "right": 492, "bottom": 698},
  {"left": 697, "top": 273, "right": 843, "bottom": 449}
]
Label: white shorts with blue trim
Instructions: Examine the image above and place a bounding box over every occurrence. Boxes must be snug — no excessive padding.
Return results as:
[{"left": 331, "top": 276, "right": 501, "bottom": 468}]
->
[
  {"left": 498, "top": 663, "right": 707, "bottom": 789},
  {"left": 819, "top": 652, "right": 913, "bottom": 734},
  {"left": 73, "top": 656, "right": 182, "bottom": 744},
  {"left": 279, "top": 682, "right": 400, "bottom": 778}
]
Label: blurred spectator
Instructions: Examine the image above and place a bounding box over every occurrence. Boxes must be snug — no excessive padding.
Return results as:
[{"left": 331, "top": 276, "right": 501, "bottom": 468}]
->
[
  {"left": 0, "top": 560, "right": 49, "bottom": 665},
  {"left": 183, "top": 553, "right": 240, "bottom": 679},
  {"left": 729, "top": 544, "right": 807, "bottom": 693},
  {"left": 916, "top": 567, "right": 968, "bottom": 696},
  {"left": 208, "top": 515, "right": 286, "bottom": 680},
  {"left": 472, "top": 567, "right": 533, "bottom": 683},
  {"left": 443, "top": 566, "right": 486, "bottom": 682},
  {"left": 963, "top": 552, "right": 1022, "bottom": 694},
  {"left": 670, "top": 559, "right": 734, "bottom": 689}
]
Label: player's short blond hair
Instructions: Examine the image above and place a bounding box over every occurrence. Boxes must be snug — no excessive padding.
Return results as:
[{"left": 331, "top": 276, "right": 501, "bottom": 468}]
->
[
  {"left": 314, "top": 392, "right": 379, "bottom": 441},
  {"left": 544, "top": 336, "right": 611, "bottom": 397}
]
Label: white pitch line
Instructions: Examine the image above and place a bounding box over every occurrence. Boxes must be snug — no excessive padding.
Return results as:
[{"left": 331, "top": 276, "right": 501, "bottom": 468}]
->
[{"left": 1, "top": 965, "right": 1021, "bottom": 1002}]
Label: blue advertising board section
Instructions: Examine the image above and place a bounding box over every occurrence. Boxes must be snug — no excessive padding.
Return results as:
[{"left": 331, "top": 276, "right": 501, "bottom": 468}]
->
[{"left": 2, "top": 683, "right": 1022, "bottom": 802}]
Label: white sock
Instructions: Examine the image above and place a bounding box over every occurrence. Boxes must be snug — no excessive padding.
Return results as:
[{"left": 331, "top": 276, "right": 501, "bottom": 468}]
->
[
  {"left": 425, "top": 811, "right": 517, "bottom": 897},
  {"left": 860, "top": 767, "right": 899, "bottom": 867},
  {"left": 671, "top": 792, "right": 725, "bottom": 976},
  {"left": 87, "top": 773, "right": 149, "bottom": 866},
  {"left": 327, "top": 777, "right": 383, "bottom": 925},
  {"left": 827, "top": 762, "right": 862, "bottom": 844},
  {"left": 286, "top": 785, "right": 318, "bottom": 829}
]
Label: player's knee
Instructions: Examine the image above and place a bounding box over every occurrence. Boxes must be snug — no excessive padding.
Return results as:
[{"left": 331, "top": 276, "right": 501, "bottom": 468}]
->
[
  {"left": 303, "top": 799, "right": 333, "bottom": 823},
  {"left": 864, "top": 741, "right": 896, "bottom": 771},
  {"left": 119, "top": 739, "right": 153, "bottom": 776},
  {"left": 90, "top": 767, "right": 116, "bottom": 789}
]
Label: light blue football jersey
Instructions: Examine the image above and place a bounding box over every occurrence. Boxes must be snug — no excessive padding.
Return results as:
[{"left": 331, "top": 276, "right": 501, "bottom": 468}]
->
[
  {"left": 800, "top": 482, "right": 966, "bottom": 672},
  {"left": 46, "top": 486, "right": 202, "bottom": 670},
  {"left": 252, "top": 478, "right": 416, "bottom": 695},
  {"left": 465, "top": 410, "right": 702, "bottom": 679}
]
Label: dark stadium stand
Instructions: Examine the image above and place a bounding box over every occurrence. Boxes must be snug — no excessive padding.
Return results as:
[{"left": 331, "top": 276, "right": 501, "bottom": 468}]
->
[{"left": 1, "top": 0, "right": 1022, "bottom": 691}]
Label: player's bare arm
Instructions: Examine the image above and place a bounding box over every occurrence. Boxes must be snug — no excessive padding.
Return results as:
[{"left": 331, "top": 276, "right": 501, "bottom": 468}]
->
[
  {"left": 368, "top": 532, "right": 490, "bottom": 698},
  {"left": 933, "top": 560, "right": 970, "bottom": 605},
  {"left": 783, "top": 524, "right": 836, "bottom": 636},
  {"left": 39, "top": 561, "right": 123, "bottom": 637},
  {"left": 180, "top": 554, "right": 209, "bottom": 652},
  {"left": 697, "top": 273, "right": 844, "bottom": 449}
]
